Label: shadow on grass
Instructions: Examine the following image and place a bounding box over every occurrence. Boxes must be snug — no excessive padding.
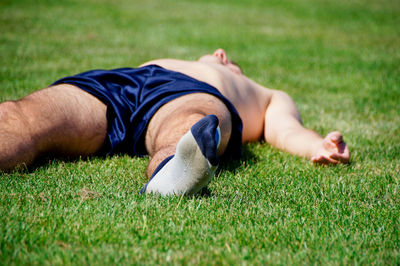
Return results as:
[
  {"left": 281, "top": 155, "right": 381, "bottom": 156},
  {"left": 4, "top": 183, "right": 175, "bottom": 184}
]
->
[
  {"left": 198, "top": 145, "right": 257, "bottom": 197},
  {"left": 2, "top": 153, "right": 111, "bottom": 175},
  {"left": 2, "top": 145, "right": 257, "bottom": 200},
  {"left": 6, "top": 143, "right": 256, "bottom": 173},
  {"left": 220, "top": 144, "right": 257, "bottom": 172}
]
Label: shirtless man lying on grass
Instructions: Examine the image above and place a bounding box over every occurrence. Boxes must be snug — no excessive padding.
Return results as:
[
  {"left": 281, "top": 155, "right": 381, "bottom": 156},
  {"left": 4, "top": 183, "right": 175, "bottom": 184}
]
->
[{"left": 0, "top": 48, "right": 350, "bottom": 195}]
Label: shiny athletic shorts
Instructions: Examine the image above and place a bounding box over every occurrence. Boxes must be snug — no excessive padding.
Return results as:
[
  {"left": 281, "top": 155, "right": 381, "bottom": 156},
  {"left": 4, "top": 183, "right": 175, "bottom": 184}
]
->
[{"left": 51, "top": 65, "right": 243, "bottom": 160}]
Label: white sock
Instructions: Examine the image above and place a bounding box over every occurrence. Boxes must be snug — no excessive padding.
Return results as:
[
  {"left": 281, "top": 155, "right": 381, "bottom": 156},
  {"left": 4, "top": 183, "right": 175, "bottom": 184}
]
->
[{"left": 140, "top": 115, "right": 221, "bottom": 196}]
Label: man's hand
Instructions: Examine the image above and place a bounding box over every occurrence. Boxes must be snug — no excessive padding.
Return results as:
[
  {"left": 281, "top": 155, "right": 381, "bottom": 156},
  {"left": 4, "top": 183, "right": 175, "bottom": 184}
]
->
[{"left": 311, "top": 131, "right": 350, "bottom": 165}]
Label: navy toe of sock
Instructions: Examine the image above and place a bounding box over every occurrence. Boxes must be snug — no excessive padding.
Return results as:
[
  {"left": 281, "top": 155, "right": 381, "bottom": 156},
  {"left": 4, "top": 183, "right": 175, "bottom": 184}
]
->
[{"left": 190, "top": 115, "right": 220, "bottom": 166}]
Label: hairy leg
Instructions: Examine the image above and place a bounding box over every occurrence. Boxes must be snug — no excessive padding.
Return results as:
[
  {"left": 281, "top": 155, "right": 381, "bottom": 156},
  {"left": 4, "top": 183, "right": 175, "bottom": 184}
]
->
[
  {"left": 264, "top": 90, "right": 350, "bottom": 164},
  {"left": 0, "top": 84, "right": 107, "bottom": 171},
  {"left": 144, "top": 93, "right": 232, "bottom": 180}
]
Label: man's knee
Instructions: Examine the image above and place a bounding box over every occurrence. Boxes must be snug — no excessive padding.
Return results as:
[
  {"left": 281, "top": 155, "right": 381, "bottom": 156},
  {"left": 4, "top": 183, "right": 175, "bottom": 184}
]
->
[{"left": 145, "top": 94, "right": 232, "bottom": 157}]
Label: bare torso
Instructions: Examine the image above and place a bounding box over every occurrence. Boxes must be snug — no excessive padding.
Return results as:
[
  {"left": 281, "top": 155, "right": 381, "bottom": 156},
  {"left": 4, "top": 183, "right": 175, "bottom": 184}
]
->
[{"left": 141, "top": 59, "right": 272, "bottom": 142}]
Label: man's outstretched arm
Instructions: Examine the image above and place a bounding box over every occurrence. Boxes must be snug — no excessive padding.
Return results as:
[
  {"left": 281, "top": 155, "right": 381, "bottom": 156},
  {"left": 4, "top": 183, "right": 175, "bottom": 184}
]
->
[{"left": 263, "top": 90, "right": 350, "bottom": 164}]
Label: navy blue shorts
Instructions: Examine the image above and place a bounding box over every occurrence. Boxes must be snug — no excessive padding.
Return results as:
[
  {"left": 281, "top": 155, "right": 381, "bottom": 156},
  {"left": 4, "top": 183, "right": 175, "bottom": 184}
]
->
[{"left": 51, "top": 65, "right": 243, "bottom": 160}]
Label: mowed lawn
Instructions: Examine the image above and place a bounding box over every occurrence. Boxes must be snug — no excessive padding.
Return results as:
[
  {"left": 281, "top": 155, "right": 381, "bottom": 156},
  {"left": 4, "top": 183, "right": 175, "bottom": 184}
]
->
[{"left": 1, "top": 0, "right": 399, "bottom": 264}]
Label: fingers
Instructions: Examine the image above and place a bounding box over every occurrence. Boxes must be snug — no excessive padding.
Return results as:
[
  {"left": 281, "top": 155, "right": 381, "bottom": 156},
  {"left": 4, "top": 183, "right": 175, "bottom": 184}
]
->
[
  {"left": 311, "top": 155, "right": 339, "bottom": 165},
  {"left": 336, "top": 143, "right": 350, "bottom": 163},
  {"left": 311, "top": 146, "right": 350, "bottom": 165},
  {"left": 327, "top": 131, "right": 343, "bottom": 144},
  {"left": 321, "top": 131, "right": 350, "bottom": 164},
  {"left": 330, "top": 151, "right": 349, "bottom": 163},
  {"left": 330, "top": 135, "right": 350, "bottom": 163}
]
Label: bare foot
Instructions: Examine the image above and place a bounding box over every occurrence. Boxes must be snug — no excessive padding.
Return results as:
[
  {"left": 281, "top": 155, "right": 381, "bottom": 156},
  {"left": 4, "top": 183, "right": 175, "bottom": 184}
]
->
[{"left": 311, "top": 131, "right": 350, "bottom": 165}]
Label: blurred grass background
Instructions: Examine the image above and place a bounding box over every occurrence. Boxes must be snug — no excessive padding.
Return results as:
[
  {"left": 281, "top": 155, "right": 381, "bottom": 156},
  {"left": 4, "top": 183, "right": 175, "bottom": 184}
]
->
[{"left": 1, "top": 0, "right": 399, "bottom": 264}]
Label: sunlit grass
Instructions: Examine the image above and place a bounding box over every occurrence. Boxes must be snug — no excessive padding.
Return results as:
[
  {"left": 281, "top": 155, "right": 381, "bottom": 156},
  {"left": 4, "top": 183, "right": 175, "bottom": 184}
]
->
[{"left": 1, "top": 0, "right": 399, "bottom": 264}]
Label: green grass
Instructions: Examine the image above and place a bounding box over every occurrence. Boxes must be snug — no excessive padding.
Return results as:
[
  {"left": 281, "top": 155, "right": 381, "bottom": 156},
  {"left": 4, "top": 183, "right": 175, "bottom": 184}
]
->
[{"left": 1, "top": 0, "right": 399, "bottom": 264}]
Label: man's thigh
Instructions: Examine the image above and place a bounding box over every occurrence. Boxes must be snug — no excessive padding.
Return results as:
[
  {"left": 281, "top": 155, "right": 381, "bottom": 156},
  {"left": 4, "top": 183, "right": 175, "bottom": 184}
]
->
[{"left": 21, "top": 84, "right": 107, "bottom": 156}]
